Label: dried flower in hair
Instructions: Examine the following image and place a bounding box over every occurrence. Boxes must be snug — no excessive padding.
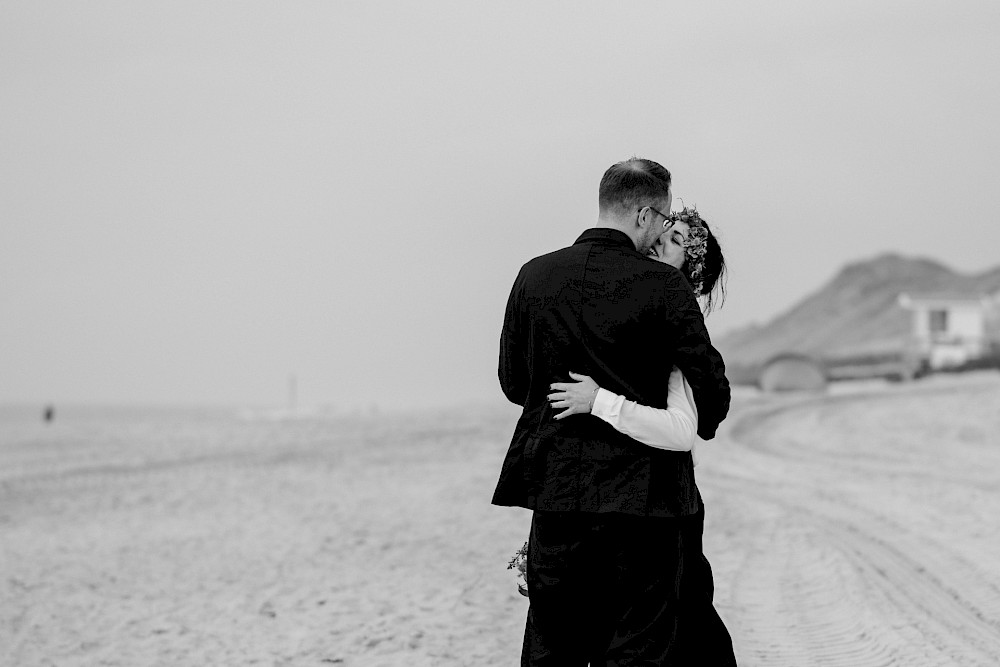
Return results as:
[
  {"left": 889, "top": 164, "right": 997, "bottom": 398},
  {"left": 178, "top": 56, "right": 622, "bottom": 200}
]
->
[{"left": 667, "top": 206, "right": 709, "bottom": 294}]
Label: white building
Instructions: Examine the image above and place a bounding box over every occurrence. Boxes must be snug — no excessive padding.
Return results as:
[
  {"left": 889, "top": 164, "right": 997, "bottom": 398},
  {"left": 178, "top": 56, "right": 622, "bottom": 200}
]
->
[{"left": 898, "top": 291, "right": 1000, "bottom": 369}]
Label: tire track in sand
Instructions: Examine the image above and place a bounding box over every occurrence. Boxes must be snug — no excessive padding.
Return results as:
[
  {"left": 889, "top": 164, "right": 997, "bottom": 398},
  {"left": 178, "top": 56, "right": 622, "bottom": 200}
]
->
[{"left": 703, "top": 377, "right": 1000, "bottom": 666}]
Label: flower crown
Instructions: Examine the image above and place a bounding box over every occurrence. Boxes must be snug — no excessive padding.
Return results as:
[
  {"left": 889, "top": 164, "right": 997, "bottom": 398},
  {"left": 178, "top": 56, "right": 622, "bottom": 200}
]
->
[{"left": 666, "top": 206, "right": 709, "bottom": 295}]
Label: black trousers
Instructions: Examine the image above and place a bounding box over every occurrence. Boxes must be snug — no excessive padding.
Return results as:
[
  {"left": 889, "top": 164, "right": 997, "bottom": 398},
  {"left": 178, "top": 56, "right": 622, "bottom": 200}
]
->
[
  {"left": 521, "top": 507, "right": 736, "bottom": 666},
  {"left": 672, "top": 505, "right": 737, "bottom": 666}
]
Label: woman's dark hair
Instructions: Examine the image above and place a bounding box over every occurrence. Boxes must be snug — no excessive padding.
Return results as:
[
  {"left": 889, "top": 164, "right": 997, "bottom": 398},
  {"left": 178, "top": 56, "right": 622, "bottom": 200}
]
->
[{"left": 686, "top": 217, "right": 727, "bottom": 314}]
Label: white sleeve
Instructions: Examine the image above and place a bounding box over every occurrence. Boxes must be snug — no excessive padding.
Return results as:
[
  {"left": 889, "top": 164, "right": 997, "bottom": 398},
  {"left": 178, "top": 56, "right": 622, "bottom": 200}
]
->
[{"left": 591, "top": 366, "right": 699, "bottom": 452}]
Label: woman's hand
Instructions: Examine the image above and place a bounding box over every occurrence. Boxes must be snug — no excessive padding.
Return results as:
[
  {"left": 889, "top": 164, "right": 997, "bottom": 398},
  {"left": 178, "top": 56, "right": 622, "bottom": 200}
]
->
[{"left": 548, "top": 372, "right": 600, "bottom": 420}]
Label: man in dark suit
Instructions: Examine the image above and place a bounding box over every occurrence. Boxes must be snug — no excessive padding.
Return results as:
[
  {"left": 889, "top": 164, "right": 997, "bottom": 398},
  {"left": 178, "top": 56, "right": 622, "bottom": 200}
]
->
[{"left": 493, "top": 157, "right": 731, "bottom": 665}]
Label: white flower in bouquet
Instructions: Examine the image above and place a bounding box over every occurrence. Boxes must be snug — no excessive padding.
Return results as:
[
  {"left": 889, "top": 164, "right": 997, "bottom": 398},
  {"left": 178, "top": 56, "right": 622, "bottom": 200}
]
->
[{"left": 507, "top": 541, "right": 529, "bottom": 597}]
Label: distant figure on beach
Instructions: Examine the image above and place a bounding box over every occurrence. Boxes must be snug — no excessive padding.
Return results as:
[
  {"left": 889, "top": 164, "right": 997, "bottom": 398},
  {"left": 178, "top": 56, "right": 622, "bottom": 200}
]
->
[
  {"left": 494, "top": 157, "right": 735, "bottom": 665},
  {"left": 43, "top": 404, "right": 55, "bottom": 423}
]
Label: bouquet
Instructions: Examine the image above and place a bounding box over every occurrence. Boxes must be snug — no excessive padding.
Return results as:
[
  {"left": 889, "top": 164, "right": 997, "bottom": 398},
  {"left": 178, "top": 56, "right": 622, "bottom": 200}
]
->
[{"left": 507, "top": 541, "right": 529, "bottom": 597}]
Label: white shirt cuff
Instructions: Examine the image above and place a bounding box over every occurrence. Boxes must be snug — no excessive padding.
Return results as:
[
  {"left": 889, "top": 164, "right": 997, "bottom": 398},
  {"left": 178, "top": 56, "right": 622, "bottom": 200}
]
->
[{"left": 592, "top": 387, "right": 623, "bottom": 422}]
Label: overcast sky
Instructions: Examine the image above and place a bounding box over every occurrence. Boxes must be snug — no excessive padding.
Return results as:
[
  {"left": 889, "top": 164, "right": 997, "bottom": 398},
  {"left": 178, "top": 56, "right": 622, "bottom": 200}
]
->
[{"left": 2, "top": 1, "right": 999, "bottom": 411}]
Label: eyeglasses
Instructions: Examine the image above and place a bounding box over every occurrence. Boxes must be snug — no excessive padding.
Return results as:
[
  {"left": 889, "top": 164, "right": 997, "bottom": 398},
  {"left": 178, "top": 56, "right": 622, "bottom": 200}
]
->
[{"left": 639, "top": 206, "right": 672, "bottom": 229}]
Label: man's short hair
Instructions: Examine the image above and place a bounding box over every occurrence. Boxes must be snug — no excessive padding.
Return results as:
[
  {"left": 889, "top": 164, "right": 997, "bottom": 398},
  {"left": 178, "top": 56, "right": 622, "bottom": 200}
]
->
[{"left": 598, "top": 157, "right": 672, "bottom": 215}]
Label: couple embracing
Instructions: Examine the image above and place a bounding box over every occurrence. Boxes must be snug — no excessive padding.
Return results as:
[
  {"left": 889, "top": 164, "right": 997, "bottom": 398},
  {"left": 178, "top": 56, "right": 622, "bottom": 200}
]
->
[{"left": 493, "top": 157, "right": 737, "bottom": 666}]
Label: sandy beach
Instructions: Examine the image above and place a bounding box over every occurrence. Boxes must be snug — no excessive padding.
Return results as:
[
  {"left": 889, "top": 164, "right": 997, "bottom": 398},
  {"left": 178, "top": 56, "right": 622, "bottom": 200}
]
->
[{"left": 3, "top": 373, "right": 1000, "bottom": 666}]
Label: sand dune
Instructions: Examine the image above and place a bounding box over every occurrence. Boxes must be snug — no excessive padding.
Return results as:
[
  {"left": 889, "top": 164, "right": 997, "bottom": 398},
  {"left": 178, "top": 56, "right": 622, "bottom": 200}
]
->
[{"left": 2, "top": 374, "right": 999, "bottom": 665}]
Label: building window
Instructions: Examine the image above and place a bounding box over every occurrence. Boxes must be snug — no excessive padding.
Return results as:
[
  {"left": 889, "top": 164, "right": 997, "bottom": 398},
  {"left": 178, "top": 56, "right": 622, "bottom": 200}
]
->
[{"left": 929, "top": 309, "right": 948, "bottom": 334}]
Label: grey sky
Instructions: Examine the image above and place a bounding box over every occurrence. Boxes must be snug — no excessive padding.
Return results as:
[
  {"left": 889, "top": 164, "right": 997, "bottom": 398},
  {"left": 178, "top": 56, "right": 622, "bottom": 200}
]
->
[{"left": 2, "top": 1, "right": 999, "bottom": 410}]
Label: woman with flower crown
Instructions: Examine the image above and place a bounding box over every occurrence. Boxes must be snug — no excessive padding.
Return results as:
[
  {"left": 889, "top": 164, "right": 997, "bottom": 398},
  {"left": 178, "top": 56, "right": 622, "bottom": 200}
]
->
[{"left": 534, "top": 207, "right": 737, "bottom": 664}]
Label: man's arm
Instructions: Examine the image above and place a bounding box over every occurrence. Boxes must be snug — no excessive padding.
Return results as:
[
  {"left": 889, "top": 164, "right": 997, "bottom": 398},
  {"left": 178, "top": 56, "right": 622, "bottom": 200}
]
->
[
  {"left": 499, "top": 273, "right": 528, "bottom": 406},
  {"left": 668, "top": 286, "right": 730, "bottom": 440}
]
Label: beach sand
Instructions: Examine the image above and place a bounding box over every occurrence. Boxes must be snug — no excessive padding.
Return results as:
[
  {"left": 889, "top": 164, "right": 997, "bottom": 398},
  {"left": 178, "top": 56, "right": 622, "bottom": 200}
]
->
[{"left": 2, "top": 373, "right": 1000, "bottom": 666}]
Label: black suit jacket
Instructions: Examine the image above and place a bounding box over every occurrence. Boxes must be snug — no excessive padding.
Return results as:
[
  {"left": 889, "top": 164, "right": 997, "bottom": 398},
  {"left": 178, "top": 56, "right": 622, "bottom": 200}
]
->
[{"left": 492, "top": 228, "right": 730, "bottom": 517}]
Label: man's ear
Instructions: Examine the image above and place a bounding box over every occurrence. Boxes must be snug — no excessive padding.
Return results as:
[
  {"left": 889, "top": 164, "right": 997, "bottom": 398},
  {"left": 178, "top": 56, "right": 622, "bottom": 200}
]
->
[{"left": 635, "top": 206, "right": 650, "bottom": 229}]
